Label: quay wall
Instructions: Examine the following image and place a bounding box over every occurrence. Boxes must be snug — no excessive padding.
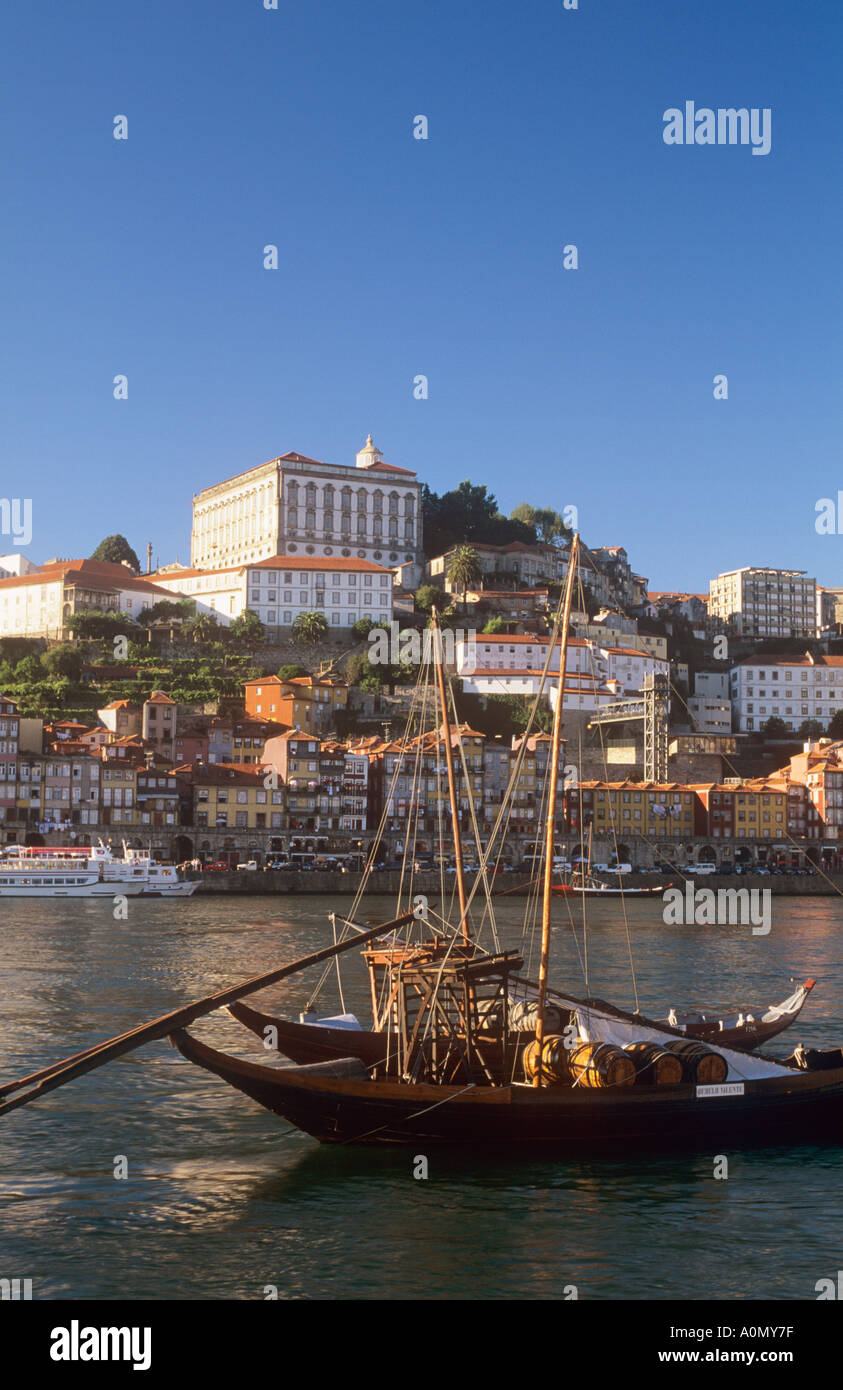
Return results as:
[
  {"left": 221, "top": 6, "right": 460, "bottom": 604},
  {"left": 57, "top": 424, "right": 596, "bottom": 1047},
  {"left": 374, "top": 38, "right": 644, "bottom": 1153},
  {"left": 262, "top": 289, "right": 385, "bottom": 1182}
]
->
[{"left": 194, "top": 871, "right": 843, "bottom": 898}]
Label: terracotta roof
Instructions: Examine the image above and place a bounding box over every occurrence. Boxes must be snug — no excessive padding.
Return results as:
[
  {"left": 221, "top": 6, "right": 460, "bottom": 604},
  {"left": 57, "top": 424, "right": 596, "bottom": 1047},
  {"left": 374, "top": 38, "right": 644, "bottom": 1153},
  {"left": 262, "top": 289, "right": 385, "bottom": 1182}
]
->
[
  {"left": 0, "top": 560, "right": 176, "bottom": 596},
  {"left": 356, "top": 460, "right": 416, "bottom": 476},
  {"left": 735, "top": 653, "right": 843, "bottom": 667},
  {"left": 146, "top": 691, "right": 176, "bottom": 705},
  {"left": 155, "top": 555, "right": 391, "bottom": 580}
]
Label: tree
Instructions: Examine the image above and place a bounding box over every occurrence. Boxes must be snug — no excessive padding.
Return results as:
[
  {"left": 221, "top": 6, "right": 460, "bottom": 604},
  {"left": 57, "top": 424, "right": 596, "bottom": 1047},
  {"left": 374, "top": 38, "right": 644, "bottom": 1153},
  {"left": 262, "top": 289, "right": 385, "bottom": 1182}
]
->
[
  {"left": 42, "top": 644, "right": 83, "bottom": 680},
  {"left": 182, "top": 612, "right": 221, "bottom": 646},
  {"left": 482, "top": 616, "right": 505, "bottom": 634},
  {"left": 67, "top": 609, "right": 138, "bottom": 641},
  {"left": 446, "top": 545, "right": 482, "bottom": 611},
  {"left": 137, "top": 598, "right": 195, "bottom": 626},
  {"left": 414, "top": 584, "right": 449, "bottom": 615},
  {"left": 827, "top": 709, "right": 843, "bottom": 740},
  {"left": 277, "top": 664, "right": 309, "bottom": 680},
  {"left": 292, "top": 610, "right": 329, "bottom": 645},
  {"left": 760, "top": 716, "right": 788, "bottom": 738},
  {"left": 422, "top": 480, "right": 537, "bottom": 556},
  {"left": 228, "top": 610, "right": 266, "bottom": 648},
  {"left": 14, "top": 654, "right": 45, "bottom": 683},
  {"left": 351, "top": 617, "right": 377, "bottom": 640},
  {"left": 510, "top": 503, "right": 567, "bottom": 544},
  {"left": 798, "top": 719, "right": 824, "bottom": 739},
  {"left": 90, "top": 535, "right": 141, "bottom": 572}
]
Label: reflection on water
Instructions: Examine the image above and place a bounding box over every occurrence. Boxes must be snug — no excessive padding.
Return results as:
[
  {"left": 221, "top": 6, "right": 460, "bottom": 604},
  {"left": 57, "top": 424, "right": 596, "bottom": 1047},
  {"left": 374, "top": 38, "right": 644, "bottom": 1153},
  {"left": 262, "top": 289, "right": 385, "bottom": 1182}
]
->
[{"left": 0, "top": 894, "right": 841, "bottom": 1299}]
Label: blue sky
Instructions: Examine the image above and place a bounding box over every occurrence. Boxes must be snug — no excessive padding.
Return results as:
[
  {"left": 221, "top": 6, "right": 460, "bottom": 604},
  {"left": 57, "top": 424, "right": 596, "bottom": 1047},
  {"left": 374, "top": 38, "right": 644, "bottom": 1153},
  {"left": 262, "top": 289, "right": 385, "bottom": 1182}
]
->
[{"left": 1, "top": 0, "right": 840, "bottom": 591}]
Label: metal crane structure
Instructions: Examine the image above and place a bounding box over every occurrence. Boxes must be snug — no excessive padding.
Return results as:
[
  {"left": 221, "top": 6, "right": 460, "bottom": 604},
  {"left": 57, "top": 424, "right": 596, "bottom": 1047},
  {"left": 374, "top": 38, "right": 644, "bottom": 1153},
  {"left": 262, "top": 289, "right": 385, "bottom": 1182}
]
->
[{"left": 588, "top": 673, "right": 671, "bottom": 783}]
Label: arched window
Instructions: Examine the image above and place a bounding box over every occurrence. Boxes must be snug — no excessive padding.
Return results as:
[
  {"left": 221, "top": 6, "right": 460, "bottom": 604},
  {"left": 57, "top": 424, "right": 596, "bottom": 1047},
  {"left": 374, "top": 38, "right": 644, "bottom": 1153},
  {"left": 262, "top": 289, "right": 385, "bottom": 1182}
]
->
[
  {"left": 404, "top": 494, "right": 414, "bottom": 515},
  {"left": 356, "top": 490, "right": 367, "bottom": 511},
  {"left": 389, "top": 491, "right": 399, "bottom": 515},
  {"left": 373, "top": 490, "right": 383, "bottom": 514},
  {"left": 388, "top": 517, "right": 398, "bottom": 538},
  {"left": 373, "top": 516, "right": 382, "bottom": 537}
]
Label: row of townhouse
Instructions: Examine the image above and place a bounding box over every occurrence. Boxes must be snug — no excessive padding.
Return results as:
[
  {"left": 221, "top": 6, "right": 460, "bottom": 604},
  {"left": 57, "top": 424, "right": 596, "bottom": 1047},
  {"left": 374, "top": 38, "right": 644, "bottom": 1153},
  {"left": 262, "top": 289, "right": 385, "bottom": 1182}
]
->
[{"left": 568, "top": 780, "right": 793, "bottom": 844}]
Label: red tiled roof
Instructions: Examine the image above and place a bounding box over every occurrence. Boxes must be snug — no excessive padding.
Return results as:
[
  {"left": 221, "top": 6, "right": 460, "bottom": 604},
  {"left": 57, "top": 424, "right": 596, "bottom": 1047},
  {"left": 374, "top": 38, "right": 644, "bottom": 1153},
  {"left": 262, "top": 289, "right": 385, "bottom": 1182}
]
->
[{"left": 155, "top": 555, "right": 391, "bottom": 580}]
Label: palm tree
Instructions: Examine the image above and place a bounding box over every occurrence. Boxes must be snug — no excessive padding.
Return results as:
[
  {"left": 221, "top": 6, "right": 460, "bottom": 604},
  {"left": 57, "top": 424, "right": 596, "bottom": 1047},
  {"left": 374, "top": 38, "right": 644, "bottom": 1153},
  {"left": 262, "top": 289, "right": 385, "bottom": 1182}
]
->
[
  {"left": 183, "top": 612, "right": 220, "bottom": 646},
  {"left": 292, "top": 610, "right": 329, "bottom": 646},
  {"left": 446, "top": 545, "right": 482, "bottom": 613}
]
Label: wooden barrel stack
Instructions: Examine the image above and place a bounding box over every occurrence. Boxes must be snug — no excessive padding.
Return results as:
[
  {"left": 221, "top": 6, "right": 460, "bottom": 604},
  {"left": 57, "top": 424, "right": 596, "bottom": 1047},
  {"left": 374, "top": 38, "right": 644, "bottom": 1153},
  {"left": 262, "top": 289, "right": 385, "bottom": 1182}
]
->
[
  {"left": 663, "top": 1038, "right": 728, "bottom": 1084},
  {"left": 623, "top": 1041, "right": 684, "bottom": 1086},
  {"left": 568, "top": 1041, "right": 636, "bottom": 1089},
  {"left": 522, "top": 1034, "right": 573, "bottom": 1084}
]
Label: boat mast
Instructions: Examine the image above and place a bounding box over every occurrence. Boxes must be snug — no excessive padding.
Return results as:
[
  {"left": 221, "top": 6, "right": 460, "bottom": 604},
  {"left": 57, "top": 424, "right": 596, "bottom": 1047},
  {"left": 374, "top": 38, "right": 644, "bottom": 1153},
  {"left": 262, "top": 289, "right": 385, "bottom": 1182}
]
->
[
  {"left": 533, "top": 532, "right": 580, "bottom": 1085},
  {"left": 431, "top": 607, "right": 469, "bottom": 940}
]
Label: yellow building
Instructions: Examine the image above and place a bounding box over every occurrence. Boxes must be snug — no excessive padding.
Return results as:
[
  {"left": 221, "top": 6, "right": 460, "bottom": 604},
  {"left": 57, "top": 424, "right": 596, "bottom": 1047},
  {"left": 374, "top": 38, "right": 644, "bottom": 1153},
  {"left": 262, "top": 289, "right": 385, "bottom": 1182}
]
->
[
  {"left": 192, "top": 764, "right": 280, "bottom": 831},
  {"left": 577, "top": 781, "right": 695, "bottom": 838},
  {"left": 732, "top": 780, "right": 786, "bottom": 838}
]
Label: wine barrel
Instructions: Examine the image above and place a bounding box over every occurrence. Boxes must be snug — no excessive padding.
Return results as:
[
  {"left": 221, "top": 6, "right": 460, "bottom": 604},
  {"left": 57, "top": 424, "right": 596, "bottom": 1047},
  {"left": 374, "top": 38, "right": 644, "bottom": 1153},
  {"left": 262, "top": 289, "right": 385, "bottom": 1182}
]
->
[
  {"left": 521, "top": 1034, "right": 575, "bottom": 1085},
  {"left": 509, "top": 999, "right": 567, "bottom": 1034},
  {"left": 569, "top": 1041, "right": 635, "bottom": 1089},
  {"left": 663, "top": 1038, "right": 728, "bottom": 1084},
  {"left": 623, "top": 1041, "right": 683, "bottom": 1086}
]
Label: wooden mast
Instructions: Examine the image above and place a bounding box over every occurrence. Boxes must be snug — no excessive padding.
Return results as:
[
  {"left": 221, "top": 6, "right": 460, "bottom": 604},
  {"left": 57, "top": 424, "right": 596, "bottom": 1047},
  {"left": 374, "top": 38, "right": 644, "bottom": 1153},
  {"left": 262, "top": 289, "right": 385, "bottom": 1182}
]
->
[
  {"left": 533, "top": 532, "right": 580, "bottom": 1086},
  {"left": 431, "top": 607, "right": 469, "bottom": 941}
]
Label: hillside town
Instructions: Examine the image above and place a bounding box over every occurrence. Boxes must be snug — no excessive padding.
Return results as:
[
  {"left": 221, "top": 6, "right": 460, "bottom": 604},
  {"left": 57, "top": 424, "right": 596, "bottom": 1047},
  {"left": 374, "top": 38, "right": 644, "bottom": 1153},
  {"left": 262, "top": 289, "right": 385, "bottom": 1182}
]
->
[{"left": 3, "top": 433, "right": 843, "bottom": 872}]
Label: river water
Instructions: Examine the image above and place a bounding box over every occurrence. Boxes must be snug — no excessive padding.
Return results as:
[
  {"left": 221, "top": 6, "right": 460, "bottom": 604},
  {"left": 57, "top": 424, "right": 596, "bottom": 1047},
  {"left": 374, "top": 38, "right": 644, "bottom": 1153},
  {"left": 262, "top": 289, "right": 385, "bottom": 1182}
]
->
[{"left": 1, "top": 892, "right": 841, "bottom": 1300}]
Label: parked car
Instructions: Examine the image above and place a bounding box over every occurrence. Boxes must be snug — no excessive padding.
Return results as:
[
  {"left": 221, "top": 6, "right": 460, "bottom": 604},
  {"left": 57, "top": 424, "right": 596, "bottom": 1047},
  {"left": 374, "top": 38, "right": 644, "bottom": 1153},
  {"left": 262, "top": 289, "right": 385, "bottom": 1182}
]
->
[
  {"left": 236, "top": 861, "right": 258, "bottom": 871},
  {"left": 203, "top": 861, "right": 230, "bottom": 873}
]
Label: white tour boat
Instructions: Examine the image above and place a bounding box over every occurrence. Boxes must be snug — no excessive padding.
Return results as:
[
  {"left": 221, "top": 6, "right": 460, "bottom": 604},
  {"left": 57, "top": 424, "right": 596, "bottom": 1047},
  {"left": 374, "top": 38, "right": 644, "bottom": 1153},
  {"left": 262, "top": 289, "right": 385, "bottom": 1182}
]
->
[{"left": 0, "top": 845, "right": 145, "bottom": 898}]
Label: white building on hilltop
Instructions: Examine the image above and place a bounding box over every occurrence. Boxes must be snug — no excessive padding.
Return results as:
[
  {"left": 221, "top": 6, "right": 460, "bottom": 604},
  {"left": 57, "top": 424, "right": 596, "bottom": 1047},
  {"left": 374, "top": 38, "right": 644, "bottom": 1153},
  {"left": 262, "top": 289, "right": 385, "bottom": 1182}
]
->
[
  {"left": 709, "top": 567, "right": 817, "bottom": 638},
  {"left": 729, "top": 652, "right": 843, "bottom": 732},
  {"left": 454, "top": 633, "right": 669, "bottom": 716},
  {"left": 152, "top": 555, "right": 393, "bottom": 634},
  {"left": 190, "top": 435, "right": 424, "bottom": 586}
]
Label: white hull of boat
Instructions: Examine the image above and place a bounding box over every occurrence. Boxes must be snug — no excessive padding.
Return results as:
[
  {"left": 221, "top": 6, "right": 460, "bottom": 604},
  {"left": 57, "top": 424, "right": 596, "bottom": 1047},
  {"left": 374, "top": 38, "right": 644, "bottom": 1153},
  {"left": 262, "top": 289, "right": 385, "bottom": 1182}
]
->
[{"left": 0, "top": 879, "right": 146, "bottom": 898}]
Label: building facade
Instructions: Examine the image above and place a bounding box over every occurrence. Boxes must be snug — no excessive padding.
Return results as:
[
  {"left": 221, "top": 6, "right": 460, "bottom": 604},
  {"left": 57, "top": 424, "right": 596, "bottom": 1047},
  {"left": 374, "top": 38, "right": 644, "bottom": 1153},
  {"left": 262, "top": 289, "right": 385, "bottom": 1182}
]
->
[
  {"left": 709, "top": 567, "right": 817, "bottom": 639},
  {"left": 189, "top": 435, "right": 423, "bottom": 582},
  {"left": 729, "top": 653, "right": 843, "bottom": 732},
  {"left": 153, "top": 555, "right": 393, "bottom": 635}
]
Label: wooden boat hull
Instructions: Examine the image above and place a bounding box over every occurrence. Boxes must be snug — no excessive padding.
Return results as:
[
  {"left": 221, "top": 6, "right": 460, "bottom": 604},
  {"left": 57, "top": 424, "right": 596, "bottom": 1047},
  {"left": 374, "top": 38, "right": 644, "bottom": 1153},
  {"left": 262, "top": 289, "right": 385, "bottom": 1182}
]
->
[
  {"left": 170, "top": 1030, "right": 843, "bottom": 1150},
  {"left": 227, "top": 978, "right": 810, "bottom": 1067},
  {"left": 227, "top": 1000, "right": 392, "bottom": 1067}
]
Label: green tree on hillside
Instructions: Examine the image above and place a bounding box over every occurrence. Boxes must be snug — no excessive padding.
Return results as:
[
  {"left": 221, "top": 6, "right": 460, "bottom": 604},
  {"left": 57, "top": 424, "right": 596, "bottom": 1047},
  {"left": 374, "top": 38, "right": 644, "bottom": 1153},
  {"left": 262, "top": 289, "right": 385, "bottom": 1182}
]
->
[
  {"left": 90, "top": 535, "right": 141, "bottom": 572},
  {"left": 292, "top": 611, "right": 329, "bottom": 645},
  {"left": 446, "top": 545, "right": 482, "bottom": 611},
  {"left": 228, "top": 610, "right": 266, "bottom": 648}
]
